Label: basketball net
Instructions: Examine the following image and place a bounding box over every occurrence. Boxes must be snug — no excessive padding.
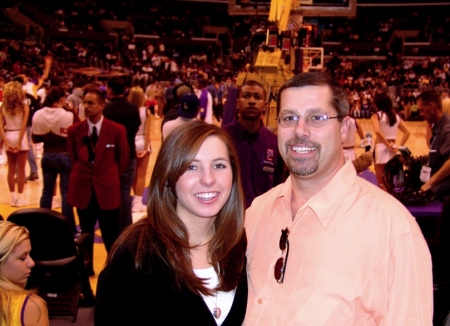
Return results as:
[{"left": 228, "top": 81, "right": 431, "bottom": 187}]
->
[{"left": 288, "top": 14, "right": 303, "bottom": 33}]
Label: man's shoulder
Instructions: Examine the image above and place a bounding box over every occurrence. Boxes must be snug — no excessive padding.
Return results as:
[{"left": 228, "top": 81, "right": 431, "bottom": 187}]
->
[
  {"left": 104, "top": 117, "right": 127, "bottom": 132},
  {"left": 259, "top": 125, "right": 277, "bottom": 139},
  {"left": 105, "top": 98, "right": 138, "bottom": 109},
  {"left": 68, "top": 119, "right": 86, "bottom": 133},
  {"left": 222, "top": 121, "right": 238, "bottom": 132},
  {"left": 351, "top": 177, "right": 421, "bottom": 235}
]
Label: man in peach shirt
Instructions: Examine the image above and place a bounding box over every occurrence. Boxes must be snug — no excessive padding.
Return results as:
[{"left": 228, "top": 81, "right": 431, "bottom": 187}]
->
[{"left": 244, "top": 72, "right": 433, "bottom": 325}]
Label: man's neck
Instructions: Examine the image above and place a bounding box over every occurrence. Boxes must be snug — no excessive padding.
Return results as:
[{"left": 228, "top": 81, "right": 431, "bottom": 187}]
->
[
  {"left": 89, "top": 115, "right": 103, "bottom": 125},
  {"left": 238, "top": 116, "right": 261, "bottom": 134},
  {"left": 289, "top": 157, "right": 346, "bottom": 217}
]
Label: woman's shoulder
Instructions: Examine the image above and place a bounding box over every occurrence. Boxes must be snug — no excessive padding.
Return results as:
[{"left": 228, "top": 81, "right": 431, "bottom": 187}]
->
[
  {"left": 23, "top": 294, "right": 49, "bottom": 326},
  {"left": 107, "top": 219, "right": 162, "bottom": 272}
]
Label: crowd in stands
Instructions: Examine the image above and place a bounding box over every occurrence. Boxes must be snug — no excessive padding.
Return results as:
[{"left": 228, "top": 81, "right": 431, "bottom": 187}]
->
[{"left": 2, "top": 1, "right": 450, "bottom": 123}]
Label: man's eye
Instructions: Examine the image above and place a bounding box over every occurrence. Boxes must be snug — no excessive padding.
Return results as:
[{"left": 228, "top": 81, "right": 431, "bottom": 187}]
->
[
  {"left": 282, "top": 115, "right": 297, "bottom": 122},
  {"left": 310, "top": 115, "right": 327, "bottom": 121}
]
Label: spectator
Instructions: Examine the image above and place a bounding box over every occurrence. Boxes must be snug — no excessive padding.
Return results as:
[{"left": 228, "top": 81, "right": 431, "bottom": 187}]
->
[
  {"left": 32, "top": 86, "right": 78, "bottom": 233},
  {"left": 0, "top": 221, "right": 49, "bottom": 326},
  {"left": 127, "top": 86, "right": 152, "bottom": 213},
  {"left": 162, "top": 92, "right": 200, "bottom": 140},
  {"left": 223, "top": 80, "right": 284, "bottom": 208},
  {"left": 244, "top": 72, "right": 432, "bottom": 325},
  {"left": 196, "top": 78, "right": 213, "bottom": 124},
  {"left": 103, "top": 76, "right": 141, "bottom": 231},
  {"left": 0, "top": 81, "right": 30, "bottom": 207},
  {"left": 12, "top": 76, "right": 41, "bottom": 182},
  {"left": 95, "top": 121, "right": 247, "bottom": 325},
  {"left": 66, "top": 77, "right": 85, "bottom": 114},
  {"left": 418, "top": 90, "right": 450, "bottom": 199},
  {"left": 371, "top": 92, "right": 410, "bottom": 189},
  {"left": 67, "top": 87, "right": 129, "bottom": 275}
]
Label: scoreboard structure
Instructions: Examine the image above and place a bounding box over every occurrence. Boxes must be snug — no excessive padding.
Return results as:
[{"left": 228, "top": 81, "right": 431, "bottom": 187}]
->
[{"left": 229, "top": 0, "right": 357, "bottom": 17}]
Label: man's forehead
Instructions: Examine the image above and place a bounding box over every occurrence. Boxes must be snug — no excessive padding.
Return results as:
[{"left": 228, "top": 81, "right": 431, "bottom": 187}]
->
[
  {"left": 241, "top": 85, "right": 264, "bottom": 93},
  {"left": 281, "top": 86, "right": 332, "bottom": 103},
  {"left": 280, "top": 86, "right": 336, "bottom": 113}
]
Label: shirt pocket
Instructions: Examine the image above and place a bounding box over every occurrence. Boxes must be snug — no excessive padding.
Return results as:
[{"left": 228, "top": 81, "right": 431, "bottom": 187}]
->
[{"left": 287, "top": 266, "right": 358, "bottom": 326}]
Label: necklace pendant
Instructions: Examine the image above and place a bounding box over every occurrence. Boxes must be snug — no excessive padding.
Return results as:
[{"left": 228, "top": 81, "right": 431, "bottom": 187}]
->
[{"left": 213, "top": 307, "right": 221, "bottom": 319}]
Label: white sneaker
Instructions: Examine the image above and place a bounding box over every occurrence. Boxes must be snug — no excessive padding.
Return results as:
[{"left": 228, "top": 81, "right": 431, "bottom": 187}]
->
[
  {"left": 16, "top": 197, "right": 28, "bottom": 207},
  {"left": 10, "top": 198, "right": 17, "bottom": 207},
  {"left": 132, "top": 197, "right": 146, "bottom": 212},
  {"left": 52, "top": 196, "right": 61, "bottom": 209},
  {"left": 0, "top": 155, "right": 6, "bottom": 166}
]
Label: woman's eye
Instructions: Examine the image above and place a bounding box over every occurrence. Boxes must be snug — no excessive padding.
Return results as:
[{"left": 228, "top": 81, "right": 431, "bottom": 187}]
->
[
  {"left": 214, "top": 163, "right": 227, "bottom": 169},
  {"left": 187, "top": 165, "right": 197, "bottom": 170}
]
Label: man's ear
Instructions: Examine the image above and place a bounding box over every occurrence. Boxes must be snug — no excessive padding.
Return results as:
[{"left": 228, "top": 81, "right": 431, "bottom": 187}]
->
[{"left": 340, "top": 116, "right": 351, "bottom": 143}]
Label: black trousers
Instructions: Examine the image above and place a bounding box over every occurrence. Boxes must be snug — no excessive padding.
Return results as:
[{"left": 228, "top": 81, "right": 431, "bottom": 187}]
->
[{"left": 77, "top": 191, "right": 120, "bottom": 272}]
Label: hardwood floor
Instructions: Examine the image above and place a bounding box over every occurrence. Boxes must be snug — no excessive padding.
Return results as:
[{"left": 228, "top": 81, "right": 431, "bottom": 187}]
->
[{"left": 0, "top": 115, "right": 430, "bottom": 293}]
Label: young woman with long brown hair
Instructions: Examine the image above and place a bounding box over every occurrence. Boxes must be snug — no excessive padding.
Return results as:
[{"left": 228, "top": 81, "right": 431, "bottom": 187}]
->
[
  {"left": 95, "top": 121, "right": 247, "bottom": 325},
  {"left": 371, "top": 92, "right": 410, "bottom": 189}
]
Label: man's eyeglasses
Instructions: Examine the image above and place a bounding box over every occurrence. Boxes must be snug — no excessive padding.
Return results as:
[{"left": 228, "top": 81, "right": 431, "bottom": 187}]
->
[
  {"left": 276, "top": 114, "right": 347, "bottom": 128},
  {"left": 84, "top": 100, "right": 99, "bottom": 106},
  {"left": 274, "top": 228, "right": 289, "bottom": 284}
]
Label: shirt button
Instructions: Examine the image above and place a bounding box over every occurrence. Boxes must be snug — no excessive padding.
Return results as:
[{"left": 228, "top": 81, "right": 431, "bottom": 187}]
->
[{"left": 258, "top": 299, "right": 263, "bottom": 304}]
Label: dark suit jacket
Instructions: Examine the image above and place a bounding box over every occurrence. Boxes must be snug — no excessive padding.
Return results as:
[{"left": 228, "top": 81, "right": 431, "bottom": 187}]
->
[
  {"left": 103, "top": 97, "right": 140, "bottom": 160},
  {"left": 66, "top": 118, "right": 129, "bottom": 210},
  {"left": 95, "top": 232, "right": 248, "bottom": 325}
]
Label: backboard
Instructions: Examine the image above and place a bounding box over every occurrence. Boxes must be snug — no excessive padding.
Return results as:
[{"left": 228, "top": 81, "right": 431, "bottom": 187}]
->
[{"left": 229, "top": 0, "right": 356, "bottom": 17}]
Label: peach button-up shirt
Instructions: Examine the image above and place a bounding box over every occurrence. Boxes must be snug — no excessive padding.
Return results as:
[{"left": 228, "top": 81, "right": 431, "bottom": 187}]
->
[{"left": 244, "top": 159, "right": 433, "bottom": 325}]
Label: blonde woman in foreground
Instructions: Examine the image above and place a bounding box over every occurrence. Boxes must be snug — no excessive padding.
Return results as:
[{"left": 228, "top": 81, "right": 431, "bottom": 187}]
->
[{"left": 0, "top": 221, "right": 48, "bottom": 326}]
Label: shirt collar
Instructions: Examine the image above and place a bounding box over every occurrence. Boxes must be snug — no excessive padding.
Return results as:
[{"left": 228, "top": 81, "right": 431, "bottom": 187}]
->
[
  {"left": 87, "top": 116, "right": 104, "bottom": 135},
  {"left": 235, "top": 119, "right": 262, "bottom": 138},
  {"left": 272, "top": 158, "right": 357, "bottom": 229},
  {"left": 432, "top": 113, "right": 448, "bottom": 134}
]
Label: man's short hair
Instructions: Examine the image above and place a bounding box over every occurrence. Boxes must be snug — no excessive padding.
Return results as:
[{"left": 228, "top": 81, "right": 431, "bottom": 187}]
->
[
  {"left": 107, "top": 76, "right": 126, "bottom": 96},
  {"left": 276, "top": 72, "right": 349, "bottom": 120},
  {"left": 417, "top": 90, "right": 442, "bottom": 111},
  {"left": 239, "top": 80, "right": 266, "bottom": 100},
  {"left": 196, "top": 78, "right": 207, "bottom": 89},
  {"left": 12, "top": 76, "right": 24, "bottom": 85},
  {"left": 84, "top": 87, "right": 105, "bottom": 104},
  {"left": 73, "top": 77, "right": 86, "bottom": 88}
]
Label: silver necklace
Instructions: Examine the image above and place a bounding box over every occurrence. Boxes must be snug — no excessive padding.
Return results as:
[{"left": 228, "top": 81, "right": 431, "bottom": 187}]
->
[{"left": 211, "top": 292, "right": 221, "bottom": 319}]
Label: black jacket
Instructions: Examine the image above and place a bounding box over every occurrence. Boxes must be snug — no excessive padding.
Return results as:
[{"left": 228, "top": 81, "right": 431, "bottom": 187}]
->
[
  {"left": 103, "top": 97, "right": 140, "bottom": 160},
  {"left": 95, "top": 240, "right": 247, "bottom": 325}
]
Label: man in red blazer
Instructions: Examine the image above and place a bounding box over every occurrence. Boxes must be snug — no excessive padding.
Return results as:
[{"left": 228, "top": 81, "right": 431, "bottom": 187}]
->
[{"left": 67, "top": 87, "right": 129, "bottom": 275}]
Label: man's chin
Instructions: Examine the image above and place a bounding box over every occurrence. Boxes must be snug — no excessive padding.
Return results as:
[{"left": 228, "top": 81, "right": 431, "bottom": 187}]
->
[{"left": 240, "top": 114, "right": 260, "bottom": 122}]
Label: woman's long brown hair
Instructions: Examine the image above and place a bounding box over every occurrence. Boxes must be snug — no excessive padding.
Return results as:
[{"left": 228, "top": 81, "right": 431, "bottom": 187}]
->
[{"left": 108, "top": 120, "right": 246, "bottom": 295}]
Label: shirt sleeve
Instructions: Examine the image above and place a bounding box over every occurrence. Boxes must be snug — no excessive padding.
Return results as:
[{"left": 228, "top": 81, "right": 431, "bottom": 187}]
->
[{"left": 383, "top": 232, "right": 433, "bottom": 325}]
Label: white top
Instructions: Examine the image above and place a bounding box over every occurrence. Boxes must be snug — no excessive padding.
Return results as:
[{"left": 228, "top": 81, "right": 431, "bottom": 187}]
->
[
  {"left": 162, "top": 117, "right": 196, "bottom": 140},
  {"left": 2, "top": 109, "right": 24, "bottom": 131},
  {"left": 377, "top": 111, "right": 400, "bottom": 140},
  {"left": 193, "top": 266, "right": 236, "bottom": 325},
  {"left": 136, "top": 106, "right": 147, "bottom": 136},
  {"left": 343, "top": 117, "right": 357, "bottom": 148}
]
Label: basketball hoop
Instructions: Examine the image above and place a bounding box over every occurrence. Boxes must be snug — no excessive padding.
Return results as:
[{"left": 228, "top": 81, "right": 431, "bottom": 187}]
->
[{"left": 288, "top": 14, "right": 303, "bottom": 32}]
